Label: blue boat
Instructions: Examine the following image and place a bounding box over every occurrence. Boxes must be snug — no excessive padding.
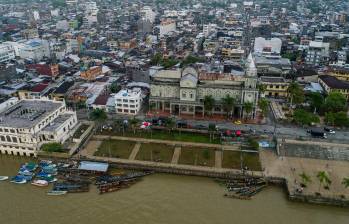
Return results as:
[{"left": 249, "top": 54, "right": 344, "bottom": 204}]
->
[
  {"left": 10, "top": 176, "right": 27, "bottom": 184},
  {"left": 18, "top": 170, "right": 34, "bottom": 176},
  {"left": 37, "top": 172, "right": 52, "bottom": 178},
  {"left": 16, "top": 174, "right": 34, "bottom": 181},
  {"left": 42, "top": 167, "right": 57, "bottom": 175},
  {"left": 39, "top": 160, "right": 53, "bottom": 167}
]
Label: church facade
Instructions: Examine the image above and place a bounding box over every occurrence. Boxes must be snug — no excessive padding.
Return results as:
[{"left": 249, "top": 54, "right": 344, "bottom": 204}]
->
[{"left": 149, "top": 54, "right": 259, "bottom": 118}]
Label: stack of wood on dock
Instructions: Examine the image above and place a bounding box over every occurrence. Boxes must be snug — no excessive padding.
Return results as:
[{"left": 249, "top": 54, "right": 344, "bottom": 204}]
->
[
  {"left": 217, "top": 177, "right": 267, "bottom": 200},
  {"left": 95, "top": 171, "right": 153, "bottom": 194}
]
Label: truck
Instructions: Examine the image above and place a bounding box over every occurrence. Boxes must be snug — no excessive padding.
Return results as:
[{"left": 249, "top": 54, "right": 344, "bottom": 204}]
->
[{"left": 310, "top": 128, "right": 327, "bottom": 139}]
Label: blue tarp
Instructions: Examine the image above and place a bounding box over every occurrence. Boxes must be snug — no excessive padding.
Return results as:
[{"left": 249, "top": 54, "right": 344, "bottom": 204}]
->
[{"left": 78, "top": 161, "right": 109, "bottom": 172}]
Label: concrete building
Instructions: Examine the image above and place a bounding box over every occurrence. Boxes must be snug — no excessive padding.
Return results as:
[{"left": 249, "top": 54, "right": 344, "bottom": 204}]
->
[
  {"left": 140, "top": 6, "right": 156, "bottom": 23},
  {"left": 318, "top": 75, "right": 349, "bottom": 100},
  {"left": 260, "top": 76, "right": 290, "bottom": 98},
  {"left": 0, "top": 98, "right": 78, "bottom": 157},
  {"left": 203, "top": 23, "right": 217, "bottom": 37},
  {"left": 254, "top": 37, "right": 282, "bottom": 55},
  {"left": 0, "top": 43, "right": 15, "bottom": 63},
  {"left": 306, "top": 41, "right": 330, "bottom": 65},
  {"left": 115, "top": 88, "right": 143, "bottom": 115},
  {"left": 149, "top": 57, "right": 258, "bottom": 119},
  {"left": 327, "top": 66, "right": 349, "bottom": 81},
  {"left": 159, "top": 19, "right": 176, "bottom": 38}
]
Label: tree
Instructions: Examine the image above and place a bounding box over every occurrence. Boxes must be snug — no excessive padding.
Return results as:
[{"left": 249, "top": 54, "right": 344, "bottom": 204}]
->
[
  {"left": 299, "top": 172, "right": 311, "bottom": 187},
  {"left": 110, "top": 83, "right": 121, "bottom": 93},
  {"left": 308, "top": 92, "right": 324, "bottom": 114},
  {"left": 247, "top": 137, "right": 259, "bottom": 150},
  {"left": 208, "top": 123, "right": 216, "bottom": 142},
  {"left": 287, "top": 82, "right": 304, "bottom": 106},
  {"left": 90, "top": 108, "right": 107, "bottom": 132},
  {"left": 259, "top": 98, "right": 269, "bottom": 117},
  {"left": 150, "top": 53, "right": 162, "bottom": 65},
  {"left": 342, "top": 178, "right": 349, "bottom": 189},
  {"left": 324, "top": 112, "right": 336, "bottom": 126},
  {"left": 165, "top": 117, "right": 176, "bottom": 133},
  {"left": 130, "top": 117, "right": 139, "bottom": 134},
  {"left": 41, "top": 143, "right": 64, "bottom": 153},
  {"left": 293, "top": 109, "right": 320, "bottom": 126},
  {"left": 221, "top": 95, "right": 235, "bottom": 118},
  {"left": 203, "top": 95, "right": 215, "bottom": 116},
  {"left": 180, "top": 55, "right": 204, "bottom": 67},
  {"left": 323, "top": 92, "right": 347, "bottom": 113},
  {"left": 317, "top": 171, "right": 331, "bottom": 191},
  {"left": 257, "top": 84, "right": 267, "bottom": 96},
  {"left": 243, "top": 102, "right": 253, "bottom": 120}
]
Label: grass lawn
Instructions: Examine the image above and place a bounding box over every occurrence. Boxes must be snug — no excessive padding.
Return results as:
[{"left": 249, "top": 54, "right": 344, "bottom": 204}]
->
[
  {"left": 178, "top": 146, "right": 215, "bottom": 167},
  {"left": 222, "top": 150, "right": 261, "bottom": 171},
  {"left": 94, "top": 140, "right": 135, "bottom": 159},
  {"left": 103, "top": 129, "right": 221, "bottom": 144},
  {"left": 73, "top": 124, "right": 90, "bottom": 139},
  {"left": 135, "top": 143, "right": 174, "bottom": 163}
]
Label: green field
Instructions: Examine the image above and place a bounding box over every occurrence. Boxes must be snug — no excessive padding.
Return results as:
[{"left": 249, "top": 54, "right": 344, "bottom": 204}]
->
[
  {"left": 135, "top": 143, "right": 174, "bottom": 163},
  {"left": 222, "top": 150, "right": 261, "bottom": 171},
  {"left": 178, "top": 146, "right": 216, "bottom": 167},
  {"left": 94, "top": 140, "right": 135, "bottom": 159}
]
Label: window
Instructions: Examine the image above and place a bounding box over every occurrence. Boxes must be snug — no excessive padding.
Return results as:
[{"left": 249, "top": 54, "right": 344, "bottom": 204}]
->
[
  {"left": 130, "top": 100, "right": 135, "bottom": 103},
  {"left": 123, "top": 99, "right": 128, "bottom": 102},
  {"left": 130, "top": 105, "right": 135, "bottom": 108},
  {"left": 123, "top": 104, "right": 128, "bottom": 107},
  {"left": 4, "top": 129, "right": 8, "bottom": 133},
  {"left": 130, "top": 110, "right": 135, "bottom": 113},
  {"left": 190, "top": 93, "right": 193, "bottom": 98},
  {"left": 182, "top": 93, "right": 186, "bottom": 98},
  {"left": 124, "top": 109, "right": 129, "bottom": 113},
  {"left": 275, "top": 85, "right": 279, "bottom": 89},
  {"left": 118, "top": 109, "right": 122, "bottom": 112}
]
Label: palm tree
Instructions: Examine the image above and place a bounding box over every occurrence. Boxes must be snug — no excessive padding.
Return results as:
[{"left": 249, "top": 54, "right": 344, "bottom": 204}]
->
[
  {"left": 287, "top": 82, "right": 304, "bottom": 106},
  {"left": 342, "top": 178, "right": 349, "bottom": 189},
  {"left": 203, "top": 95, "right": 215, "bottom": 116},
  {"left": 259, "top": 98, "right": 269, "bottom": 118},
  {"left": 90, "top": 108, "right": 107, "bottom": 132},
  {"left": 299, "top": 172, "right": 311, "bottom": 187},
  {"left": 221, "top": 94, "right": 236, "bottom": 118},
  {"left": 317, "top": 171, "right": 331, "bottom": 191},
  {"left": 257, "top": 84, "right": 267, "bottom": 97},
  {"left": 165, "top": 117, "right": 176, "bottom": 133},
  {"left": 130, "top": 117, "right": 139, "bottom": 135},
  {"left": 243, "top": 102, "right": 253, "bottom": 120}
]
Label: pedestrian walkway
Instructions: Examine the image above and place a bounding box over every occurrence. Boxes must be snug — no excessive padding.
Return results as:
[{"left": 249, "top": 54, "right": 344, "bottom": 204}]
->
[
  {"left": 215, "top": 150, "right": 222, "bottom": 168},
  {"left": 129, "top": 142, "right": 141, "bottom": 160},
  {"left": 171, "top": 146, "right": 181, "bottom": 164}
]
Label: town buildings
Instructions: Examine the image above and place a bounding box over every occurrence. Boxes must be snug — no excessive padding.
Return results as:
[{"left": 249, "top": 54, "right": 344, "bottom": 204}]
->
[{"left": 114, "top": 88, "right": 143, "bottom": 115}]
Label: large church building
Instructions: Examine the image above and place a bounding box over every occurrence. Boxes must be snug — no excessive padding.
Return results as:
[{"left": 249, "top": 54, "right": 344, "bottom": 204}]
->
[{"left": 149, "top": 54, "right": 259, "bottom": 119}]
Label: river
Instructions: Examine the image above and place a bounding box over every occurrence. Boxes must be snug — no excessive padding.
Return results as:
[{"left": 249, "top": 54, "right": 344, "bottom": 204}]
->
[{"left": 0, "top": 155, "right": 348, "bottom": 224}]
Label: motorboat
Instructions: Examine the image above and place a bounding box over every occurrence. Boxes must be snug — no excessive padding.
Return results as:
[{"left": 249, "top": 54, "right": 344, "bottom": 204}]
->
[
  {"left": 31, "top": 180, "right": 49, "bottom": 187},
  {"left": 0, "top": 176, "right": 9, "bottom": 181},
  {"left": 47, "top": 190, "right": 67, "bottom": 196},
  {"left": 10, "top": 176, "right": 27, "bottom": 184}
]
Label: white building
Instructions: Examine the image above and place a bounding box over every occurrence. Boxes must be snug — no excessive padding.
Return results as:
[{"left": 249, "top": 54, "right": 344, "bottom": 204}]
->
[
  {"left": 18, "top": 39, "right": 50, "bottom": 61},
  {"left": 203, "top": 23, "right": 217, "bottom": 37},
  {"left": 0, "top": 98, "right": 78, "bottom": 157},
  {"left": 159, "top": 19, "right": 176, "bottom": 38},
  {"left": 306, "top": 41, "right": 330, "bottom": 65},
  {"left": 140, "top": 6, "right": 156, "bottom": 23},
  {"left": 0, "top": 43, "right": 16, "bottom": 63},
  {"left": 254, "top": 37, "right": 282, "bottom": 55},
  {"left": 115, "top": 88, "right": 143, "bottom": 115}
]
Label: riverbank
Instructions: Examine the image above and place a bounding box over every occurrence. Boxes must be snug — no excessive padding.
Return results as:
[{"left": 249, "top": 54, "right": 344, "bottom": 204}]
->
[{"left": 0, "top": 155, "right": 349, "bottom": 224}]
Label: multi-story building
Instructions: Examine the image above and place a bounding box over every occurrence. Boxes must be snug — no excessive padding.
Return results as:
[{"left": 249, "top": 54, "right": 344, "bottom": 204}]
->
[
  {"left": 259, "top": 76, "right": 290, "bottom": 98},
  {"left": 327, "top": 66, "right": 349, "bottom": 81},
  {"left": 318, "top": 75, "right": 349, "bottom": 100},
  {"left": 80, "top": 66, "right": 102, "bottom": 81},
  {"left": 0, "top": 98, "right": 78, "bottom": 157},
  {"left": 254, "top": 37, "right": 282, "bottom": 55},
  {"left": 149, "top": 55, "right": 259, "bottom": 119},
  {"left": 0, "top": 43, "right": 15, "bottom": 63},
  {"left": 306, "top": 41, "right": 330, "bottom": 65},
  {"left": 114, "top": 88, "right": 143, "bottom": 115},
  {"left": 140, "top": 6, "right": 156, "bottom": 23},
  {"left": 159, "top": 19, "right": 176, "bottom": 38}
]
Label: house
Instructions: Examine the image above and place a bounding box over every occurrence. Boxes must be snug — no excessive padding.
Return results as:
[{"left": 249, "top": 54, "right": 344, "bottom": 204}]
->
[
  {"left": 114, "top": 88, "right": 143, "bottom": 115},
  {"left": 260, "top": 76, "right": 290, "bottom": 98},
  {"left": 318, "top": 75, "right": 349, "bottom": 100}
]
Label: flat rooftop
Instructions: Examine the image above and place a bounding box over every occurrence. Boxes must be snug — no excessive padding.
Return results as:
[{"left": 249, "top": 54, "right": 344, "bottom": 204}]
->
[
  {"left": 41, "top": 114, "right": 73, "bottom": 132},
  {"left": 0, "top": 100, "right": 62, "bottom": 129}
]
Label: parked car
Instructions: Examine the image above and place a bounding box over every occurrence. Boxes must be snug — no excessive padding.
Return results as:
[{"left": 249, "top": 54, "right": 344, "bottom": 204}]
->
[{"left": 324, "top": 127, "right": 335, "bottom": 134}]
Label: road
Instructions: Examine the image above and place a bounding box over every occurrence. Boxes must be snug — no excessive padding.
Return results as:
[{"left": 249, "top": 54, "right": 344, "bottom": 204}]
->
[{"left": 76, "top": 109, "right": 349, "bottom": 143}]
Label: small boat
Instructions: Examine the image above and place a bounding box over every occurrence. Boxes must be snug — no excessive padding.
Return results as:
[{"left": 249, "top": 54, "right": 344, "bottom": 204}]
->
[
  {"left": 40, "top": 175, "right": 57, "bottom": 183},
  {"left": 18, "top": 170, "right": 34, "bottom": 176},
  {"left": 0, "top": 176, "right": 9, "bottom": 181},
  {"left": 47, "top": 190, "right": 67, "bottom": 196},
  {"left": 10, "top": 176, "right": 27, "bottom": 184},
  {"left": 31, "top": 180, "right": 49, "bottom": 187}
]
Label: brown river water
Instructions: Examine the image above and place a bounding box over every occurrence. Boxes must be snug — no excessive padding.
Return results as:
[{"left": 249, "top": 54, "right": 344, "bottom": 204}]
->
[{"left": 0, "top": 155, "right": 348, "bottom": 224}]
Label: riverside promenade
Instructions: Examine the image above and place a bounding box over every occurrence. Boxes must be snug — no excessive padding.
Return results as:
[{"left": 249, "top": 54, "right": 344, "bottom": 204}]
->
[
  {"left": 77, "top": 135, "right": 349, "bottom": 206},
  {"left": 77, "top": 135, "right": 262, "bottom": 178}
]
